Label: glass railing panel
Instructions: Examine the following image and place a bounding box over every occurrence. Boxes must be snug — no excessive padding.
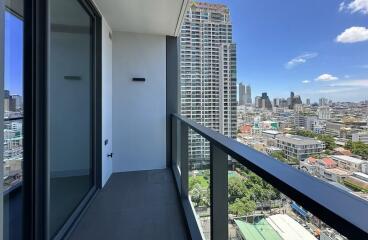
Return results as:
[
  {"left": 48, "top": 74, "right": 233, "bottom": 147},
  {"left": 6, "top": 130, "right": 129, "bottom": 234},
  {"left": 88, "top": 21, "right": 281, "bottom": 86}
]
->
[
  {"left": 3, "top": 117, "right": 23, "bottom": 240},
  {"left": 188, "top": 130, "right": 211, "bottom": 239},
  {"left": 3, "top": 118, "right": 23, "bottom": 191},
  {"left": 227, "top": 159, "right": 349, "bottom": 240}
]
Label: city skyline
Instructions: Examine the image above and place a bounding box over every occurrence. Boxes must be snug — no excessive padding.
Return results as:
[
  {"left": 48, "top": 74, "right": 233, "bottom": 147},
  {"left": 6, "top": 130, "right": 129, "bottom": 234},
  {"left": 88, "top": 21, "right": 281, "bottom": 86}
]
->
[
  {"left": 206, "top": 0, "right": 368, "bottom": 102},
  {"left": 238, "top": 84, "right": 367, "bottom": 105},
  {"left": 5, "top": 1, "right": 368, "bottom": 102},
  {"left": 5, "top": 12, "right": 23, "bottom": 96}
]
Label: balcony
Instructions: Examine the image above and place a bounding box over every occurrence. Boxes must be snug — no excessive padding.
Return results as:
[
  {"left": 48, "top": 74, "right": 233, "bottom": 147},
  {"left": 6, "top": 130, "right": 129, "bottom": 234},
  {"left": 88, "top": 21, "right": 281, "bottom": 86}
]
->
[
  {"left": 69, "top": 169, "right": 188, "bottom": 240},
  {"left": 2, "top": 0, "right": 368, "bottom": 239},
  {"left": 66, "top": 114, "right": 368, "bottom": 240}
]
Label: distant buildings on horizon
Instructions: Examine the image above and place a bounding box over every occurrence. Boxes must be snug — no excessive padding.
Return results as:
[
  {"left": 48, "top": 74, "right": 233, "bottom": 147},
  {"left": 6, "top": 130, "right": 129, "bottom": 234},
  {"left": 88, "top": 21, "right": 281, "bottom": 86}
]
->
[
  {"left": 238, "top": 83, "right": 252, "bottom": 105},
  {"left": 4, "top": 90, "right": 23, "bottom": 112}
]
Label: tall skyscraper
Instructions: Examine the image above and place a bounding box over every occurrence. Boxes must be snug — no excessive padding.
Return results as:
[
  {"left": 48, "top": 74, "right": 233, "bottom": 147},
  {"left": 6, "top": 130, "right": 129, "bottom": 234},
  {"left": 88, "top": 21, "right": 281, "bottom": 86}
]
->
[
  {"left": 261, "top": 92, "right": 272, "bottom": 110},
  {"left": 319, "top": 97, "right": 328, "bottom": 106},
  {"left": 180, "top": 2, "right": 237, "bottom": 164},
  {"left": 289, "top": 91, "right": 302, "bottom": 109},
  {"left": 245, "top": 85, "right": 252, "bottom": 104},
  {"left": 239, "top": 83, "right": 246, "bottom": 105},
  {"left": 255, "top": 96, "right": 262, "bottom": 108},
  {"left": 306, "top": 98, "right": 311, "bottom": 105}
]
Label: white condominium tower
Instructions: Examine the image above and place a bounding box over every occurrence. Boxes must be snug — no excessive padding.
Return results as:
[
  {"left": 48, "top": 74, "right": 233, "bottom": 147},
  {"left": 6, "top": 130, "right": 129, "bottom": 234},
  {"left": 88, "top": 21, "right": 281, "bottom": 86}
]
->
[{"left": 180, "top": 2, "right": 237, "bottom": 167}]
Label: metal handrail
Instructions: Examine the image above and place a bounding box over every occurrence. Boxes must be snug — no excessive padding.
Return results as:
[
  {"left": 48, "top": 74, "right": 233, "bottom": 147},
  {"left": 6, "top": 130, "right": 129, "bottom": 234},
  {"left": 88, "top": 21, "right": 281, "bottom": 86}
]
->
[
  {"left": 4, "top": 116, "right": 23, "bottom": 121},
  {"left": 3, "top": 181, "right": 22, "bottom": 196},
  {"left": 172, "top": 113, "right": 368, "bottom": 239}
]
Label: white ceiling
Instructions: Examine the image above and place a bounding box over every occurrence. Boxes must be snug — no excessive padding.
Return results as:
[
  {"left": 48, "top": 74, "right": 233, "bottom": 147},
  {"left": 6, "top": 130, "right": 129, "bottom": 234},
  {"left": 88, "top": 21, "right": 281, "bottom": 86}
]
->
[{"left": 93, "top": 0, "right": 189, "bottom": 36}]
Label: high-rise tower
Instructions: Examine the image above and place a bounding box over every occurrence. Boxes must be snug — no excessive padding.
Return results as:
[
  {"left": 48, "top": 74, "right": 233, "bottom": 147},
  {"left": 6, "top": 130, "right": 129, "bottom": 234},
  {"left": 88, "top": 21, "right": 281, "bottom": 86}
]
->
[
  {"left": 245, "top": 85, "right": 252, "bottom": 104},
  {"left": 180, "top": 2, "right": 237, "bottom": 165},
  {"left": 239, "top": 83, "right": 246, "bottom": 105}
]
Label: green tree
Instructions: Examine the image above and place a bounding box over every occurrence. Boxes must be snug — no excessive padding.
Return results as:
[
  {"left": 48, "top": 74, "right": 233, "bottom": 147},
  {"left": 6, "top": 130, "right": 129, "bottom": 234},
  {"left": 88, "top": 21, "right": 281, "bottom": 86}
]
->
[
  {"left": 346, "top": 140, "right": 353, "bottom": 150},
  {"left": 190, "top": 183, "right": 210, "bottom": 207},
  {"left": 189, "top": 175, "right": 208, "bottom": 191},
  {"left": 346, "top": 140, "right": 368, "bottom": 159},
  {"left": 317, "top": 134, "right": 336, "bottom": 150},
  {"left": 270, "top": 151, "right": 286, "bottom": 162},
  {"left": 229, "top": 197, "right": 256, "bottom": 216},
  {"left": 228, "top": 176, "right": 250, "bottom": 203},
  {"left": 294, "top": 130, "right": 317, "bottom": 138}
]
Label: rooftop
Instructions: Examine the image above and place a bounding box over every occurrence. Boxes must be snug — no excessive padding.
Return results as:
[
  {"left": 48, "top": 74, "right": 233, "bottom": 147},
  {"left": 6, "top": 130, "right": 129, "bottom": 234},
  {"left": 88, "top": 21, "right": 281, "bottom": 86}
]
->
[
  {"left": 353, "top": 172, "right": 368, "bottom": 181},
  {"left": 331, "top": 155, "right": 367, "bottom": 165},
  {"left": 266, "top": 214, "right": 317, "bottom": 240},
  {"left": 262, "top": 130, "right": 281, "bottom": 135},
  {"left": 234, "top": 218, "right": 282, "bottom": 240},
  {"left": 324, "top": 168, "right": 350, "bottom": 176},
  {"left": 305, "top": 157, "right": 317, "bottom": 164},
  {"left": 276, "top": 134, "right": 322, "bottom": 146},
  {"left": 321, "top": 157, "right": 336, "bottom": 166}
]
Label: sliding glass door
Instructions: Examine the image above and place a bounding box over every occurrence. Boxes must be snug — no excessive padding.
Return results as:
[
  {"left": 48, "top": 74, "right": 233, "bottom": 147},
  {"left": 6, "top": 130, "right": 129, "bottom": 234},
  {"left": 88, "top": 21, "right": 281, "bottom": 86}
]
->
[{"left": 48, "top": 0, "right": 100, "bottom": 238}]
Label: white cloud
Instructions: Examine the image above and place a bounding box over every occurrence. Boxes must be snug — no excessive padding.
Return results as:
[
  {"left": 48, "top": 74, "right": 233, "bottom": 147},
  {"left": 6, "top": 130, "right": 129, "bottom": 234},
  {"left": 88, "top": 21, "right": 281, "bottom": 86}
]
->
[
  {"left": 317, "top": 87, "right": 357, "bottom": 94},
  {"left": 315, "top": 74, "right": 339, "bottom": 81},
  {"left": 329, "top": 79, "right": 368, "bottom": 87},
  {"left": 302, "top": 80, "right": 311, "bottom": 84},
  {"left": 336, "top": 26, "right": 368, "bottom": 43},
  {"left": 285, "top": 52, "right": 318, "bottom": 69},
  {"left": 340, "top": 0, "right": 368, "bottom": 15}
]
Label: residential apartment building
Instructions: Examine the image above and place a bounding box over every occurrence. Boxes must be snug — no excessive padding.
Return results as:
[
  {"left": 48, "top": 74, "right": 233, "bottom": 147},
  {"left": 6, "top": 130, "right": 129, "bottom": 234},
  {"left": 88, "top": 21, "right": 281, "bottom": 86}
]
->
[
  {"left": 326, "top": 121, "right": 344, "bottom": 137},
  {"left": 331, "top": 155, "right": 368, "bottom": 173},
  {"left": 352, "top": 132, "right": 368, "bottom": 144},
  {"left": 318, "top": 106, "right": 331, "bottom": 120},
  {"left": 245, "top": 84, "right": 252, "bottom": 104},
  {"left": 180, "top": 2, "right": 237, "bottom": 165},
  {"left": 238, "top": 82, "right": 246, "bottom": 105},
  {"left": 276, "top": 134, "right": 325, "bottom": 161}
]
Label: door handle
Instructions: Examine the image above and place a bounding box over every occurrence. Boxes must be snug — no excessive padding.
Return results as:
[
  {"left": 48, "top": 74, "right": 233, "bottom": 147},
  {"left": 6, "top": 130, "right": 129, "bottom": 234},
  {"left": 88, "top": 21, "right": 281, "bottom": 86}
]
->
[{"left": 107, "top": 153, "right": 113, "bottom": 158}]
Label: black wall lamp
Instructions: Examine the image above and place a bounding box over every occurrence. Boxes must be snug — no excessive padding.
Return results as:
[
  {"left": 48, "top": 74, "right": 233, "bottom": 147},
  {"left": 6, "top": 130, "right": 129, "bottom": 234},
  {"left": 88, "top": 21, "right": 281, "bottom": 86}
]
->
[{"left": 132, "top": 77, "right": 145, "bottom": 82}]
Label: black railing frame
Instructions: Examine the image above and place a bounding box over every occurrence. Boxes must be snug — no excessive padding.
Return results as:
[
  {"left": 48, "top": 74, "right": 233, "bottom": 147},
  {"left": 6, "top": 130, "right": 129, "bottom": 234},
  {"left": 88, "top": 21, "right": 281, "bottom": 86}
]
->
[{"left": 172, "top": 113, "right": 368, "bottom": 240}]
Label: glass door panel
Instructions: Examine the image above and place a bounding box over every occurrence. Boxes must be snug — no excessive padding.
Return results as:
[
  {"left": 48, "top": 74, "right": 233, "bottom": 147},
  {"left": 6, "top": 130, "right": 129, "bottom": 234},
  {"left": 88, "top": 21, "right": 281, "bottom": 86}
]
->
[{"left": 49, "top": 0, "right": 94, "bottom": 237}]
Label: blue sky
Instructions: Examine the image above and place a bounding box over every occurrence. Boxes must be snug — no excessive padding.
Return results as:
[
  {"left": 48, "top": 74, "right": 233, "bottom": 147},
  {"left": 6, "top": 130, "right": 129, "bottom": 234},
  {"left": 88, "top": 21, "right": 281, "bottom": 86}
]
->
[
  {"left": 5, "top": 11, "right": 23, "bottom": 96},
  {"left": 4, "top": 1, "right": 368, "bottom": 102},
  {"left": 206, "top": 0, "right": 368, "bottom": 102}
]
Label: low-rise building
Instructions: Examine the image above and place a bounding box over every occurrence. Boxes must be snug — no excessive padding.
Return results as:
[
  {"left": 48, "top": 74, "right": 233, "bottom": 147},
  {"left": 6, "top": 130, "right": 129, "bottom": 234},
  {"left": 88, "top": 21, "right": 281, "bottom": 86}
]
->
[
  {"left": 352, "top": 132, "right": 368, "bottom": 144},
  {"left": 344, "top": 172, "right": 368, "bottom": 192},
  {"left": 276, "top": 135, "right": 325, "bottom": 161},
  {"left": 321, "top": 167, "right": 350, "bottom": 183},
  {"left": 331, "top": 155, "right": 367, "bottom": 172},
  {"left": 262, "top": 130, "right": 281, "bottom": 139},
  {"left": 300, "top": 157, "right": 318, "bottom": 175},
  {"left": 333, "top": 147, "right": 352, "bottom": 156}
]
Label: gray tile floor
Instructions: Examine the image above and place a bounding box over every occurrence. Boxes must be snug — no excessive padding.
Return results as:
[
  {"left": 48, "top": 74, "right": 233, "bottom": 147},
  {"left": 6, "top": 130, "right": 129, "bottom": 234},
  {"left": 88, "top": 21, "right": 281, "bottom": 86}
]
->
[{"left": 69, "top": 169, "right": 190, "bottom": 240}]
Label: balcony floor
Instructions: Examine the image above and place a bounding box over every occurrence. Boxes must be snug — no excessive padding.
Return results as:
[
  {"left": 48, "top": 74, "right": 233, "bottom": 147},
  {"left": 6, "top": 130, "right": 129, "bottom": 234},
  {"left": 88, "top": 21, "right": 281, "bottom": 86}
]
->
[{"left": 69, "top": 169, "right": 189, "bottom": 240}]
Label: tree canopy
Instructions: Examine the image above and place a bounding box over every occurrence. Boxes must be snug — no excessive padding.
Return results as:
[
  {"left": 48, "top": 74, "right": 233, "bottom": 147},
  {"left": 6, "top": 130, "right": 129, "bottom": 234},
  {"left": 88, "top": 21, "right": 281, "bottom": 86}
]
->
[{"left": 346, "top": 140, "right": 368, "bottom": 159}]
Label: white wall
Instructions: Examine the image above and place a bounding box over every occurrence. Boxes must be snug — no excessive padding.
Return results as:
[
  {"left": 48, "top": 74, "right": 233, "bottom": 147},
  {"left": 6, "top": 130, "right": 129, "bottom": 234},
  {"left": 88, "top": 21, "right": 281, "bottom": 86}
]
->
[
  {"left": 112, "top": 31, "right": 166, "bottom": 172},
  {"left": 49, "top": 18, "right": 92, "bottom": 177},
  {"left": 101, "top": 18, "right": 113, "bottom": 186}
]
